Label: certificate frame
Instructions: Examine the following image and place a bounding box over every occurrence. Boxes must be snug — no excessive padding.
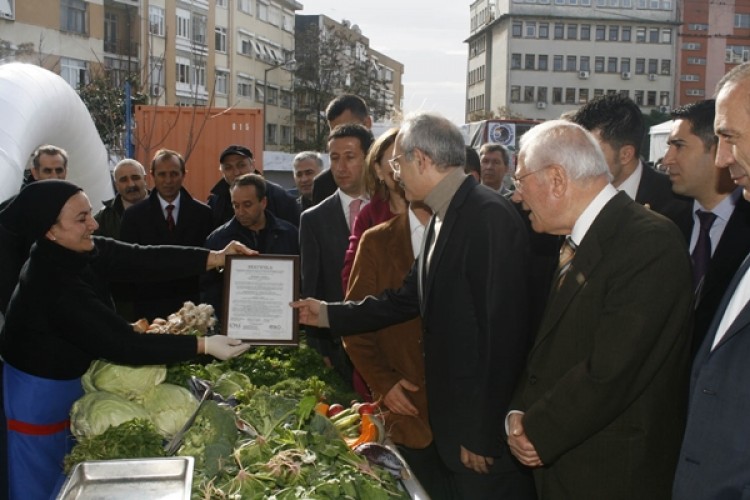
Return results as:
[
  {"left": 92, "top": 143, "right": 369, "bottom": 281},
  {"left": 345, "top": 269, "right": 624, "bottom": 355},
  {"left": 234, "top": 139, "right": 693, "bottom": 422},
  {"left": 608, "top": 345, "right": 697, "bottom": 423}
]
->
[{"left": 222, "top": 255, "right": 299, "bottom": 345}]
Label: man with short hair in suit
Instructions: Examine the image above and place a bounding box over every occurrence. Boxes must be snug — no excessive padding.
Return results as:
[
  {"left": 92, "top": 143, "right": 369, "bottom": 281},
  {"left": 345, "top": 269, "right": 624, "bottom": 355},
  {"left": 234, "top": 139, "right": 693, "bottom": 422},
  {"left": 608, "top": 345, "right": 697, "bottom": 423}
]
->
[
  {"left": 662, "top": 99, "right": 750, "bottom": 355},
  {"left": 571, "top": 94, "right": 691, "bottom": 224},
  {"left": 479, "top": 143, "right": 512, "bottom": 196},
  {"left": 294, "top": 112, "right": 535, "bottom": 499},
  {"left": 299, "top": 124, "right": 373, "bottom": 382},
  {"left": 673, "top": 62, "right": 750, "bottom": 499},
  {"left": 311, "top": 94, "right": 372, "bottom": 205},
  {"left": 507, "top": 120, "right": 693, "bottom": 499},
  {"left": 120, "top": 149, "right": 213, "bottom": 321}
]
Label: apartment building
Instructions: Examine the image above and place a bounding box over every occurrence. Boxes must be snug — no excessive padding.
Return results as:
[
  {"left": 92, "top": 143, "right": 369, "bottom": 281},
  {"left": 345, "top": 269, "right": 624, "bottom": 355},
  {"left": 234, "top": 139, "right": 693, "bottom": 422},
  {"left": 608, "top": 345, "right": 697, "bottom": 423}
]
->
[{"left": 466, "top": 0, "right": 678, "bottom": 121}]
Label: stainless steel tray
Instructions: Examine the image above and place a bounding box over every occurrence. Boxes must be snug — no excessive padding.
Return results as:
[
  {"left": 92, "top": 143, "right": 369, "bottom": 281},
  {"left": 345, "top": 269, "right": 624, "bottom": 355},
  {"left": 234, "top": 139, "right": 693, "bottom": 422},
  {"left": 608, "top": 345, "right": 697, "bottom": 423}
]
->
[{"left": 56, "top": 456, "right": 194, "bottom": 500}]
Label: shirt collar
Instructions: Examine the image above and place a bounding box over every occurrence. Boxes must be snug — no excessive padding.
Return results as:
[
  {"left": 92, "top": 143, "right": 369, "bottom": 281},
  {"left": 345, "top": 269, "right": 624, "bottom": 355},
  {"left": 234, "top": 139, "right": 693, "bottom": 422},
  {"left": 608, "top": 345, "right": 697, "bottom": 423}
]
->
[
  {"left": 157, "top": 191, "right": 181, "bottom": 211},
  {"left": 616, "top": 161, "right": 643, "bottom": 201},
  {"left": 693, "top": 188, "right": 741, "bottom": 222},
  {"left": 424, "top": 167, "right": 467, "bottom": 219},
  {"left": 570, "top": 184, "right": 618, "bottom": 246}
]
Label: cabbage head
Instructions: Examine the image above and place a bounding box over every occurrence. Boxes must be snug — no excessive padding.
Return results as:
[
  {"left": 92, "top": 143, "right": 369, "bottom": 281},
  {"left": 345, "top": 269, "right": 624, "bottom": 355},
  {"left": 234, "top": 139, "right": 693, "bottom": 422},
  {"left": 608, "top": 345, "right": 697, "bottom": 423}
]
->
[
  {"left": 86, "top": 361, "right": 167, "bottom": 401},
  {"left": 141, "top": 383, "right": 199, "bottom": 438},
  {"left": 70, "top": 391, "right": 150, "bottom": 439}
]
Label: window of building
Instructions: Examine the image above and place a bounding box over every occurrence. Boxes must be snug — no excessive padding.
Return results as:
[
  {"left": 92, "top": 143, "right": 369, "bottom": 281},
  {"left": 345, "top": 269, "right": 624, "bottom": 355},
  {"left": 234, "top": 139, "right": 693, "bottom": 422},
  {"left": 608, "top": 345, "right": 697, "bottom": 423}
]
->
[
  {"left": 60, "top": 57, "right": 87, "bottom": 88},
  {"left": 595, "top": 56, "right": 605, "bottom": 72},
  {"left": 176, "top": 9, "right": 190, "bottom": 40},
  {"left": 636, "top": 27, "right": 646, "bottom": 42},
  {"left": 735, "top": 13, "right": 750, "bottom": 28},
  {"left": 150, "top": 57, "right": 165, "bottom": 90},
  {"left": 580, "top": 56, "right": 590, "bottom": 71},
  {"left": 579, "top": 88, "right": 589, "bottom": 103},
  {"left": 636, "top": 58, "right": 645, "bottom": 74},
  {"left": 682, "top": 42, "right": 701, "bottom": 50},
  {"left": 568, "top": 24, "right": 578, "bottom": 39},
  {"left": 512, "top": 21, "right": 522, "bottom": 37},
  {"left": 634, "top": 90, "right": 644, "bottom": 104},
  {"left": 193, "top": 64, "right": 206, "bottom": 88},
  {"left": 526, "top": 21, "right": 537, "bottom": 38},
  {"left": 647, "top": 91, "right": 657, "bottom": 106},
  {"left": 267, "top": 123, "right": 277, "bottom": 144},
  {"left": 238, "top": 77, "right": 252, "bottom": 97},
  {"left": 594, "top": 88, "right": 604, "bottom": 98},
  {"left": 596, "top": 25, "right": 606, "bottom": 40},
  {"left": 539, "top": 23, "right": 549, "bottom": 38},
  {"left": 266, "top": 86, "right": 278, "bottom": 105},
  {"left": 622, "top": 26, "right": 631, "bottom": 41},
  {"left": 511, "top": 53, "right": 522, "bottom": 69},
  {"left": 608, "top": 57, "right": 618, "bottom": 73},
  {"left": 608, "top": 25, "right": 619, "bottom": 41},
  {"left": 281, "top": 91, "right": 292, "bottom": 108},
  {"left": 648, "top": 58, "right": 658, "bottom": 74},
  {"left": 537, "top": 87, "right": 548, "bottom": 102},
  {"left": 567, "top": 55, "right": 577, "bottom": 71},
  {"left": 215, "top": 71, "right": 228, "bottom": 95},
  {"left": 104, "top": 12, "right": 118, "bottom": 53},
  {"left": 238, "top": 0, "right": 252, "bottom": 14},
  {"left": 239, "top": 34, "right": 253, "bottom": 56},
  {"left": 679, "top": 74, "right": 700, "bottom": 82},
  {"left": 539, "top": 54, "right": 548, "bottom": 70},
  {"left": 648, "top": 28, "right": 659, "bottom": 43},
  {"left": 255, "top": 83, "right": 265, "bottom": 103},
  {"left": 553, "top": 87, "right": 563, "bottom": 103},
  {"left": 688, "top": 23, "right": 709, "bottom": 30},
  {"left": 554, "top": 23, "right": 564, "bottom": 39},
  {"left": 511, "top": 85, "right": 521, "bottom": 102},
  {"left": 215, "top": 27, "right": 227, "bottom": 52},
  {"left": 581, "top": 24, "right": 591, "bottom": 40},
  {"left": 193, "top": 14, "right": 207, "bottom": 45},
  {"left": 216, "top": 0, "right": 227, "bottom": 7},
  {"left": 621, "top": 58, "right": 631, "bottom": 73},
  {"left": 660, "top": 59, "right": 671, "bottom": 75},
  {"left": 281, "top": 125, "right": 292, "bottom": 145},
  {"left": 525, "top": 54, "right": 535, "bottom": 70},
  {"left": 524, "top": 86, "right": 535, "bottom": 102},
  {"left": 61, "top": 0, "right": 86, "bottom": 34},
  {"left": 661, "top": 28, "right": 672, "bottom": 43},
  {"left": 607, "top": 89, "right": 618, "bottom": 95},
  {"left": 149, "top": 6, "right": 165, "bottom": 37},
  {"left": 620, "top": 89, "right": 630, "bottom": 98},
  {"left": 176, "top": 60, "right": 190, "bottom": 84},
  {"left": 687, "top": 57, "right": 706, "bottom": 64},
  {"left": 0, "top": 0, "right": 13, "bottom": 19},
  {"left": 565, "top": 88, "right": 576, "bottom": 104},
  {"left": 686, "top": 89, "right": 705, "bottom": 96},
  {"left": 257, "top": 1, "right": 268, "bottom": 22},
  {"left": 554, "top": 55, "right": 563, "bottom": 71}
]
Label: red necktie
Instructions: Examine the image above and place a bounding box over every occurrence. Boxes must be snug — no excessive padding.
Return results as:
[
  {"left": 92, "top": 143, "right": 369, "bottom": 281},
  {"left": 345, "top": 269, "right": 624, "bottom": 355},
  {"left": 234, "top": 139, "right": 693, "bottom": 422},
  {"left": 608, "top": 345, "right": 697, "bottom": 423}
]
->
[
  {"left": 166, "top": 204, "right": 176, "bottom": 231},
  {"left": 348, "top": 199, "right": 362, "bottom": 232}
]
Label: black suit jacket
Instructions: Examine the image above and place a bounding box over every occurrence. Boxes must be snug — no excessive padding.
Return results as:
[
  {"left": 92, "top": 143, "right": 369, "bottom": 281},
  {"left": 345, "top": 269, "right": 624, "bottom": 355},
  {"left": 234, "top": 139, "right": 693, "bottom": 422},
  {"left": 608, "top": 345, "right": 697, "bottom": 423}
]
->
[
  {"left": 327, "top": 176, "right": 531, "bottom": 472},
  {"left": 512, "top": 192, "right": 693, "bottom": 499},
  {"left": 636, "top": 163, "right": 692, "bottom": 225},
  {"left": 120, "top": 188, "right": 213, "bottom": 320},
  {"left": 299, "top": 191, "right": 350, "bottom": 341},
  {"left": 679, "top": 196, "right": 750, "bottom": 353},
  {"left": 312, "top": 169, "right": 338, "bottom": 205}
]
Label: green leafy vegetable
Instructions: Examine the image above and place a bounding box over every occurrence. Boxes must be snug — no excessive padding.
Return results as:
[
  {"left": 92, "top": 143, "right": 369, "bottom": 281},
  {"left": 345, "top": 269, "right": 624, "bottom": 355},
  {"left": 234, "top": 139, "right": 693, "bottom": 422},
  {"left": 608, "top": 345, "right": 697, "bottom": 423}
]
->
[
  {"left": 70, "top": 391, "right": 150, "bottom": 439},
  {"left": 141, "top": 383, "right": 198, "bottom": 438},
  {"left": 85, "top": 360, "right": 166, "bottom": 402},
  {"left": 177, "top": 400, "right": 238, "bottom": 478}
]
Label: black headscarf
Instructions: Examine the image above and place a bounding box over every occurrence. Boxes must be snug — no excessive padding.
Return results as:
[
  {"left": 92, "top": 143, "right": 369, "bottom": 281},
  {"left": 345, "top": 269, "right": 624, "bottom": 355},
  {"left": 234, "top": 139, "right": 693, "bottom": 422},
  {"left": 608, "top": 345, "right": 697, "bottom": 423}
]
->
[{"left": 0, "top": 180, "right": 82, "bottom": 313}]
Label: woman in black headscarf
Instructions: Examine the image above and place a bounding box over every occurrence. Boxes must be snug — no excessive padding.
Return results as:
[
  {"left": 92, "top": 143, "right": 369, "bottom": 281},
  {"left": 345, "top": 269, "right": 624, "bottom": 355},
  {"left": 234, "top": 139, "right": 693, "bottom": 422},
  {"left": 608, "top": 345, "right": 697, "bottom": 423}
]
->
[{"left": 0, "top": 180, "right": 253, "bottom": 500}]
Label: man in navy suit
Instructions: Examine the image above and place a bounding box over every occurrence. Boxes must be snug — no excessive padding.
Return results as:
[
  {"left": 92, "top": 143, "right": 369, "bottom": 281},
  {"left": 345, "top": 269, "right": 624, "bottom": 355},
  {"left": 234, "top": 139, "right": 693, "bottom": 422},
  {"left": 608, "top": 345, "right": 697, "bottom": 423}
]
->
[
  {"left": 120, "top": 149, "right": 213, "bottom": 321},
  {"left": 662, "top": 100, "right": 750, "bottom": 356},
  {"left": 299, "top": 124, "right": 373, "bottom": 381},
  {"left": 294, "top": 113, "right": 535, "bottom": 499},
  {"left": 571, "top": 94, "right": 691, "bottom": 225},
  {"left": 673, "top": 63, "right": 750, "bottom": 499}
]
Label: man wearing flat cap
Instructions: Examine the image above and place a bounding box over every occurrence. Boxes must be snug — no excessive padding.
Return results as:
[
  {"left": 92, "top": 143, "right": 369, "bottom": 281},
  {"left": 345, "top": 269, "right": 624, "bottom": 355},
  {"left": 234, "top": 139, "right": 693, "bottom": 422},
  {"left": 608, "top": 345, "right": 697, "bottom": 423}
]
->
[{"left": 208, "top": 145, "right": 300, "bottom": 229}]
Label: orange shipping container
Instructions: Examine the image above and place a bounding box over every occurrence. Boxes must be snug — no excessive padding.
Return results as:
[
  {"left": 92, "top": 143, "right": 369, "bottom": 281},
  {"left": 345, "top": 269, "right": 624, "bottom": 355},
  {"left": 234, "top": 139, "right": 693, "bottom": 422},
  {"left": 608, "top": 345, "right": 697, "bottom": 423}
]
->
[{"left": 134, "top": 106, "right": 264, "bottom": 202}]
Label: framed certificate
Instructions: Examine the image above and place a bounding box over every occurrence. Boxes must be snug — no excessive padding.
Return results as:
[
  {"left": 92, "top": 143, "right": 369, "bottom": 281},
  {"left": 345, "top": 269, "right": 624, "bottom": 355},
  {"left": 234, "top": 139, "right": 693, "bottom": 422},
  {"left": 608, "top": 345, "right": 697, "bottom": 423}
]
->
[{"left": 222, "top": 255, "right": 299, "bottom": 345}]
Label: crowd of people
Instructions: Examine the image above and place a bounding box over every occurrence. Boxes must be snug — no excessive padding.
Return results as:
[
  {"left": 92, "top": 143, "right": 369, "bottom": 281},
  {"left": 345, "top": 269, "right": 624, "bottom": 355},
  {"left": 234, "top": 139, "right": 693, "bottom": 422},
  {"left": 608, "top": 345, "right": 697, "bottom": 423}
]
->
[{"left": 2, "top": 63, "right": 750, "bottom": 498}]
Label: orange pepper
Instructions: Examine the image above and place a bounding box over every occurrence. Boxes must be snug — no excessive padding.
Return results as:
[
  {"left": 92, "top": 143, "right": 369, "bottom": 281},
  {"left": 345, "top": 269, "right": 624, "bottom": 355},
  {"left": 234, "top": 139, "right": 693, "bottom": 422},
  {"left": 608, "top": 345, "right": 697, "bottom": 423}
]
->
[
  {"left": 345, "top": 413, "right": 379, "bottom": 448},
  {"left": 314, "top": 402, "right": 330, "bottom": 416}
]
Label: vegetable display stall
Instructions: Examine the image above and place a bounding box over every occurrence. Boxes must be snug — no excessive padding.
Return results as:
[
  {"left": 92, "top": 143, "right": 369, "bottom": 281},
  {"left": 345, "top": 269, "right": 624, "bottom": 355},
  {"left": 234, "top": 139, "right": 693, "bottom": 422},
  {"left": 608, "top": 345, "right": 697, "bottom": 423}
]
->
[{"left": 63, "top": 346, "right": 420, "bottom": 499}]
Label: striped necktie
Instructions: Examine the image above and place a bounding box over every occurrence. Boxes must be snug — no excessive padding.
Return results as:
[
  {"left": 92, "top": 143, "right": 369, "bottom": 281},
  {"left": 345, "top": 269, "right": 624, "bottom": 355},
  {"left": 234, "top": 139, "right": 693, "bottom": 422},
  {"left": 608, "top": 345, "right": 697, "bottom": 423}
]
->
[{"left": 554, "top": 237, "right": 577, "bottom": 290}]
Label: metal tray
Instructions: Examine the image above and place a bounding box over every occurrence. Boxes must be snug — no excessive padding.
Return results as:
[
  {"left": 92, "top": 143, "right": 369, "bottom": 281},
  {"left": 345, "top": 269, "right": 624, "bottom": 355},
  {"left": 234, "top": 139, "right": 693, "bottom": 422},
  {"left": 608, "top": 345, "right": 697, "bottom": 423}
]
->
[{"left": 56, "top": 456, "right": 194, "bottom": 500}]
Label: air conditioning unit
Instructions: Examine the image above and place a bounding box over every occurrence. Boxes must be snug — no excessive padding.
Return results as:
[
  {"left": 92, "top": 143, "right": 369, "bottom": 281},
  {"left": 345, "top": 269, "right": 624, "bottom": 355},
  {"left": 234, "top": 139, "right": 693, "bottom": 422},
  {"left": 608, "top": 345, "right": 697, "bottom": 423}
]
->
[
  {"left": 150, "top": 84, "right": 162, "bottom": 97},
  {"left": 621, "top": 71, "right": 631, "bottom": 80},
  {"left": 659, "top": 105, "right": 670, "bottom": 113},
  {"left": 648, "top": 73, "right": 657, "bottom": 81},
  {"left": 578, "top": 70, "right": 590, "bottom": 79},
  {"left": 536, "top": 101, "right": 547, "bottom": 109}
]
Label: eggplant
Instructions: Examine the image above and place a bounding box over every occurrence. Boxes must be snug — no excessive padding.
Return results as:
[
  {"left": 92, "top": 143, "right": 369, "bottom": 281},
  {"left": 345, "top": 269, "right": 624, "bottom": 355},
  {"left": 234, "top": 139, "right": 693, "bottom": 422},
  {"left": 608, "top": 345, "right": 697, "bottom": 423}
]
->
[{"left": 353, "top": 442, "right": 405, "bottom": 478}]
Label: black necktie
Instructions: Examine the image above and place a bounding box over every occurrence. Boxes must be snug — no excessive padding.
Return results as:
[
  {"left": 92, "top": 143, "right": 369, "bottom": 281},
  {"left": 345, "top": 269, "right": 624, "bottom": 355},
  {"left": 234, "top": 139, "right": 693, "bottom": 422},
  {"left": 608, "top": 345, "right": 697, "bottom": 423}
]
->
[
  {"left": 166, "top": 204, "right": 176, "bottom": 231},
  {"left": 692, "top": 210, "right": 717, "bottom": 290}
]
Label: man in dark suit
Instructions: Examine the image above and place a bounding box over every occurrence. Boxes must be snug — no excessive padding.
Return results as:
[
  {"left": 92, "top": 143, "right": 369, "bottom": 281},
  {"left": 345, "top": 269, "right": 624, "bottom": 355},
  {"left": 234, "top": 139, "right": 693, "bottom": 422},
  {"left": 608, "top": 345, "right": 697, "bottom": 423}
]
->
[
  {"left": 311, "top": 94, "right": 372, "bottom": 205},
  {"left": 571, "top": 94, "right": 691, "bottom": 225},
  {"left": 662, "top": 99, "right": 750, "bottom": 355},
  {"left": 120, "top": 149, "right": 213, "bottom": 321},
  {"left": 294, "top": 113, "right": 535, "bottom": 499},
  {"left": 299, "top": 124, "right": 373, "bottom": 382},
  {"left": 673, "top": 62, "right": 750, "bottom": 499},
  {"left": 507, "top": 120, "right": 693, "bottom": 499}
]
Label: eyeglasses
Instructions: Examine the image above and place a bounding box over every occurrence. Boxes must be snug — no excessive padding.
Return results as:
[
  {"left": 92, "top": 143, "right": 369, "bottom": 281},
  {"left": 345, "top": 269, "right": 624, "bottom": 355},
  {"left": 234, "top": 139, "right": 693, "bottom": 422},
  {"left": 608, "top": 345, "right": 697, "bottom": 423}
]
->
[
  {"left": 511, "top": 165, "right": 553, "bottom": 192},
  {"left": 388, "top": 154, "right": 405, "bottom": 174}
]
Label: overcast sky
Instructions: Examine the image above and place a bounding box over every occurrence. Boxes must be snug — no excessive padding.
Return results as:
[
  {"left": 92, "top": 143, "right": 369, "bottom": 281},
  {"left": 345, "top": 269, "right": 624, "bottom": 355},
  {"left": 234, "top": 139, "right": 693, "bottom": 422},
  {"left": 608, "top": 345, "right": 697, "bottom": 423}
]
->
[{"left": 298, "top": 2, "right": 470, "bottom": 124}]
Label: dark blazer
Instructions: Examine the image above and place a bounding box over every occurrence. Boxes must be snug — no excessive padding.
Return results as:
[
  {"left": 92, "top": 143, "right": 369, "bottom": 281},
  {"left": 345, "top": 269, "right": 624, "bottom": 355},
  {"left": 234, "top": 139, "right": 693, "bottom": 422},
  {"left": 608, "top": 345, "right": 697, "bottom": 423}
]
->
[
  {"left": 328, "top": 176, "right": 532, "bottom": 474},
  {"left": 343, "top": 213, "right": 432, "bottom": 449},
  {"left": 511, "top": 192, "right": 693, "bottom": 500},
  {"left": 119, "top": 188, "right": 213, "bottom": 320},
  {"left": 636, "top": 163, "right": 692, "bottom": 225},
  {"left": 673, "top": 254, "right": 750, "bottom": 499},
  {"left": 312, "top": 168, "right": 338, "bottom": 205},
  {"left": 299, "top": 191, "right": 350, "bottom": 343},
  {"left": 679, "top": 196, "right": 750, "bottom": 353},
  {"left": 207, "top": 178, "right": 300, "bottom": 229}
]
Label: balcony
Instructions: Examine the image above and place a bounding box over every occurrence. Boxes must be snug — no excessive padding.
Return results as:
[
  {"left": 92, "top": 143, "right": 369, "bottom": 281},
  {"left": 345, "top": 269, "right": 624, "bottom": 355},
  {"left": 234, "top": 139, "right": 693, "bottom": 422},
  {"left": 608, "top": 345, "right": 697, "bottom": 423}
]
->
[{"left": 104, "top": 39, "right": 139, "bottom": 57}]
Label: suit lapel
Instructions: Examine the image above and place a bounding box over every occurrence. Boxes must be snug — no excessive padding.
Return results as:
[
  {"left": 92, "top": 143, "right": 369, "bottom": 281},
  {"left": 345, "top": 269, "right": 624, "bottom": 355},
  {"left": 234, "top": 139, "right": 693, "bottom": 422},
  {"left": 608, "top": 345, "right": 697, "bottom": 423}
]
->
[{"left": 700, "top": 253, "right": 750, "bottom": 356}]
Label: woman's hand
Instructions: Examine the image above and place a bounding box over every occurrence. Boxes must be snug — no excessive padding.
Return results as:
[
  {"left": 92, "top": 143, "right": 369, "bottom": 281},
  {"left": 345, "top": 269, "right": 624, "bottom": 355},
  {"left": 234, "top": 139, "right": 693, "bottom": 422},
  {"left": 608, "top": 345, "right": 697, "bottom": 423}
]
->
[{"left": 206, "top": 241, "right": 258, "bottom": 270}]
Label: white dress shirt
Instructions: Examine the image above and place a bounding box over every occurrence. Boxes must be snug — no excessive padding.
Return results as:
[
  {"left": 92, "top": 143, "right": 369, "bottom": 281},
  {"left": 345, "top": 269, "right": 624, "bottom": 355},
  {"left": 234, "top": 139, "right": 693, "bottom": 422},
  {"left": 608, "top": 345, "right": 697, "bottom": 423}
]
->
[
  {"left": 616, "top": 161, "right": 644, "bottom": 201},
  {"left": 157, "top": 192, "right": 181, "bottom": 225}
]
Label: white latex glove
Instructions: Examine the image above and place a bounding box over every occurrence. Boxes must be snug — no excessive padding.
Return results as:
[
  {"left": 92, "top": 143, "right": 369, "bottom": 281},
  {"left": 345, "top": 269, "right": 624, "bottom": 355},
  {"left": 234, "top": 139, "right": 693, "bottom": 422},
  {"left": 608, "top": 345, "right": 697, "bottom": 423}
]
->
[{"left": 203, "top": 335, "right": 251, "bottom": 360}]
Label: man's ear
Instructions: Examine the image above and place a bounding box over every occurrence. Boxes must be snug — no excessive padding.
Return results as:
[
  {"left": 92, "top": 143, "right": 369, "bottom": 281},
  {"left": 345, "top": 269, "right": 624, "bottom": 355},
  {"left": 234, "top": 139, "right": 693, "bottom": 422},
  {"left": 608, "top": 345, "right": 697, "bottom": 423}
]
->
[
  {"left": 619, "top": 144, "right": 637, "bottom": 164},
  {"left": 548, "top": 164, "right": 568, "bottom": 198}
]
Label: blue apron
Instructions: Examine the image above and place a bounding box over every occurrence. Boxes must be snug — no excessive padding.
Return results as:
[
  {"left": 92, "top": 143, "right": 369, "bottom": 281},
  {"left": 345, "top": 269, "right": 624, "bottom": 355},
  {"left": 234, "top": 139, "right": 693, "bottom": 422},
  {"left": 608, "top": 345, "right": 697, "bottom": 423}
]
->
[{"left": 4, "top": 363, "right": 82, "bottom": 500}]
